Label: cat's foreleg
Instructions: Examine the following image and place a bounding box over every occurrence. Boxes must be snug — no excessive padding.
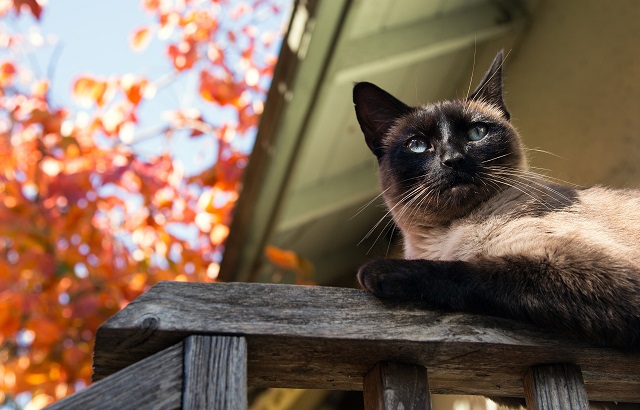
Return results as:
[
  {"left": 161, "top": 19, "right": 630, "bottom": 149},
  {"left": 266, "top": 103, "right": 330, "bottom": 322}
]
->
[{"left": 357, "top": 256, "right": 640, "bottom": 349}]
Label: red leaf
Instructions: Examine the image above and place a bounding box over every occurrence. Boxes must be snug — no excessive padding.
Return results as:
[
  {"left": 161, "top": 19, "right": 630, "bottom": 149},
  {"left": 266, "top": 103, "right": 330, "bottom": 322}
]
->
[
  {"left": 13, "top": 0, "right": 42, "bottom": 20},
  {"left": 199, "top": 70, "right": 243, "bottom": 106},
  {"left": 121, "top": 75, "right": 150, "bottom": 106},
  {"left": 167, "top": 40, "right": 197, "bottom": 71},
  {"left": 190, "top": 128, "right": 205, "bottom": 137},
  {"left": 0, "top": 296, "right": 21, "bottom": 337},
  {"left": 0, "top": 61, "right": 16, "bottom": 86},
  {"left": 26, "top": 317, "right": 60, "bottom": 347}
]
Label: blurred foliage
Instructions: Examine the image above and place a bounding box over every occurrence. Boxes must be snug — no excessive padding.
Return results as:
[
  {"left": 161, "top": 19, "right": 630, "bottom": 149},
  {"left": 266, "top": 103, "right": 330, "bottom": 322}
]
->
[{"left": 0, "top": 0, "right": 289, "bottom": 407}]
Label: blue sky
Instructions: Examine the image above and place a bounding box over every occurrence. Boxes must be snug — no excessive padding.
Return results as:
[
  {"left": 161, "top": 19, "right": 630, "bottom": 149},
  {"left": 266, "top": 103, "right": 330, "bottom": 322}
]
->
[{"left": 40, "top": 1, "right": 164, "bottom": 93}]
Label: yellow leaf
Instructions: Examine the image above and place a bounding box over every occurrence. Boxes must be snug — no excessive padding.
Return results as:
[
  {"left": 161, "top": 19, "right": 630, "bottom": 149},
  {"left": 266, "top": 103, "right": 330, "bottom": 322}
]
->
[
  {"left": 130, "top": 27, "right": 152, "bottom": 52},
  {"left": 72, "top": 76, "right": 107, "bottom": 107},
  {"left": 209, "top": 224, "right": 229, "bottom": 245}
]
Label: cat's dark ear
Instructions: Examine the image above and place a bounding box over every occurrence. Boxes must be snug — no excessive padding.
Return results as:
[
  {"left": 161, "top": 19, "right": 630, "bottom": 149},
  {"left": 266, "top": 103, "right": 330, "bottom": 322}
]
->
[
  {"left": 468, "top": 50, "right": 510, "bottom": 120},
  {"left": 353, "top": 82, "right": 412, "bottom": 158}
]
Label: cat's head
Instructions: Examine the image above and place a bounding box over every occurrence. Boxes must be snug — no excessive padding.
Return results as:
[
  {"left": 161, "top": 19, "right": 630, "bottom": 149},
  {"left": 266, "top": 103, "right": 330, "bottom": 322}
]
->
[{"left": 353, "top": 51, "right": 526, "bottom": 224}]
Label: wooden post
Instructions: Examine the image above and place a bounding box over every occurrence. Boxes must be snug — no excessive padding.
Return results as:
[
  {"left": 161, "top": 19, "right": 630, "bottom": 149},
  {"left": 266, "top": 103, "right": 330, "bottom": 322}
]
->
[
  {"left": 182, "top": 335, "right": 247, "bottom": 410},
  {"left": 363, "top": 362, "right": 431, "bottom": 410},
  {"left": 524, "top": 364, "right": 589, "bottom": 410},
  {"left": 46, "top": 343, "right": 184, "bottom": 410}
]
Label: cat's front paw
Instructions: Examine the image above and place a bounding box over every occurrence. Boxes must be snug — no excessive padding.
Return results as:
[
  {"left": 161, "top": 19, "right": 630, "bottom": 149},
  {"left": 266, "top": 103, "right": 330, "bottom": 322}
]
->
[{"left": 357, "top": 259, "right": 408, "bottom": 299}]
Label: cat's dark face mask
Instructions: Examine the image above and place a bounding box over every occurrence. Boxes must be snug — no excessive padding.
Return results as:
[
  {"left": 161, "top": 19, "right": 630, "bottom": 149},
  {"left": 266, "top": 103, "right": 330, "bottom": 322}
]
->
[{"left": 353, "top": 51, "right": 525, "bottom": 221}]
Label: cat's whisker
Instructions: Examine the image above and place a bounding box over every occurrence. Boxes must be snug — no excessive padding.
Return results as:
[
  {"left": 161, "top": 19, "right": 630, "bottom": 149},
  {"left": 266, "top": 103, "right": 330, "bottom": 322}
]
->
[
  {"left": 403, "top": 185, "right": 437, "bottom": 231},
  {"left": 484, "top": 166, "right": 578, "bottom": 202},
  {"left": 524, "top": 147, "right": 566, "bottom": 160},
  {"left": 480, "top": 172, "right": 554, "bottom": 210},
  {"left": 359, "top": 213, "right": 393, "bottom": 249},
  {"left": 364, "top": 182, "right": 432, "bottom": 252},
  {"left": 496, "top": 173, "right": 574, "bottom": 205},
  {"left": 385, "top": 223, "right": 397, "bottom": 256},
  {"left": 528, "top": 165, "right": 554, "bottom": 173},
  {"left": 483, "top": 164, "right": 578, "bottom": 186},
  {"left": 351, "top": 186, "right": 392, "bottom": 220},
  {"left": 366, "top": 215, "right": 398, "bottom": 254},
  {"left": 364, "top": 173, "right": 444, "bottom": 252},
  {"left": 465, "top": 40, "right": 478, "bottom": 100},
  {"left": 480, "top": 152, "right": 513, "bottom": 164},
  {"left": 483, "top": 172, "right": 551, "bottom": 201},
  {"left": 496, "top": 174, "right": 568, "bottom": 207},
  {"left": 469, "top": 49, "right": 512, "bottom": 101},
  {"left": 359, "top": 182, "right": 427, "bottom": 246},
  {"left": 392, "top": 182, "right": 435, "bottom": 225}
]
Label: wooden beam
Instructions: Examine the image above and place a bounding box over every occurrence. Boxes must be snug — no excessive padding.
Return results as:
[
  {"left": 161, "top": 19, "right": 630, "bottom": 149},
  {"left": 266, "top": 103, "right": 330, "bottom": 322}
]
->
[
  {"left": 92, "top": 282, "right": 640, "bottom": 403},
  {"left": 49, "top": 342, "right": 183, "bottom": 410},
  {"left": 219, "top": 0, "right": 352, "bottom": 282},
  {"left": 332, "top": 1, "right": 527, "bottom": 84},
  {"left": 363, "top": 362, "right": 431, "bottom": 410},
  {"left": 524, "top": 364, "right": 590, "bottom": 410},
  {"left": 182, "top": 335, "right": 247, "bottom": 410}
]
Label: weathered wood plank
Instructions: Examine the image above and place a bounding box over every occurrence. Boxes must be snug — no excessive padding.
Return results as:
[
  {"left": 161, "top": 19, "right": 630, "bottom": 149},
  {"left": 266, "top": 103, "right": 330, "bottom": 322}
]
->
[
  {"left": 92, "top": 282, "right": 640, "bottom": 403},
  {"left": 524, "top": 364, "right": 589, "bottom": 410},
  {"left": 363, "top": 362, "right": 431, "bottom": 410},
  {"left": 182, "top": 335, "right": 247, "bottom": 409},
  {"left": 48, "top": 342, "right": 183, "bottom": 410}
]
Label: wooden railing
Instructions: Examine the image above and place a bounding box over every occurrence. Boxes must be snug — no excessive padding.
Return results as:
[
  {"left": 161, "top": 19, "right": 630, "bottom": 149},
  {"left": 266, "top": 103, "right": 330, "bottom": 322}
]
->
[{"left": 46, "top": 282, "right": 640, "bottom": 409}]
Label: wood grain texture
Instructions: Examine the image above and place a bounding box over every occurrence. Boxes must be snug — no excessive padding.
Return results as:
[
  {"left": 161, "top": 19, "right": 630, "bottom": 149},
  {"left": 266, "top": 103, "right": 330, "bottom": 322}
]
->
[
  {"left": 49, "top": 342, "right": 183, "bottom": 410},
  {"left": 524, "top": 364, "right": 589, "bottom": 410},
  {"left": 182, "top": 335, "right": 247, "bottom": 409},
  {"left": 363, "top": 362, "right": 431, "bottom": 410},
  {"left": 92, "top": 282, "right": 640, "bottom": 402}
]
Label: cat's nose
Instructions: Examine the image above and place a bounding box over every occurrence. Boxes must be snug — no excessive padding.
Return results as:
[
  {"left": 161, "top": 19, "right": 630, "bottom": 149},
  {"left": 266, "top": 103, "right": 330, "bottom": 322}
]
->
[{"left": 441, "top": 151, "right": 465, "bottom": 169}]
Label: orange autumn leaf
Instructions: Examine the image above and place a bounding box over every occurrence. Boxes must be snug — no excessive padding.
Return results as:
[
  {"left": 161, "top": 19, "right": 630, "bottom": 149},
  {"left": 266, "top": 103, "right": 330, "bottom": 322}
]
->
[
  {"left": 167, "top": 40, "right": 197, "bottom": 71},
  {"left": 141, "top": 0, "right": 161, "bottom": 13},
  {"left": 265, "top": 245, "right": 298, "bottom": 270},
  {"left": 72, "top": 76, "right": 108, "bottom": 106},
  {"left": 265, "top": 245, "right": 314, "bottom": 278},
  {"left": 183, "top": 10, "right": 218, "bottom": 42},
  {"left": 22, "top": 108, "right": 66, "bottom": 134},
  {"left": 31, "top": 79, "right": 49, "bottom": 99},
  {"left": 25, "top": 394, "right": 55, "bottom": 408},
  {"left": 0, "top": 61, "right": 16, "bottom": 86},
  {"left": 130, "top": 27, "right": 152, "bottom": 51},
  {"left": 197, "top": 188, "right": 220, "bottom": 214},
  {"left": 62, "top": 345, "right": 88, "bottom": 371},
  {"left": 0, "top": 296, "right": 21, "bottom": 336},
  {"left": 25, "top": 318, "right": 60, "bottom": 347},
  {"left": 212, "top": 155, "right": 245, "bottom": 190},
  {"left": 209, "top": 224, "right": 229, "bottom": 245},
  {"left": 0, "top": 62, "right": 16, "bottom": 84},
  {"left": 199, "top": 70, "right": 242, "bottom": 106},
  {"left": 120, "top": 75, "right": 150, "bottom": 106},
  {"left": 24, "top": 372, "right": 49, "bottom": 387}
]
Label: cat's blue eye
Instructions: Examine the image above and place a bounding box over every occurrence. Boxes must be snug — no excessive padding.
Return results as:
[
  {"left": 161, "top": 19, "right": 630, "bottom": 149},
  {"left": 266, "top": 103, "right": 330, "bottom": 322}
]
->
[
  {"left": 405, "top": 137, "right": 430, "bottom": 153},
  {"left": 468, "top": 123, "right": 489, "bottom": 141}
]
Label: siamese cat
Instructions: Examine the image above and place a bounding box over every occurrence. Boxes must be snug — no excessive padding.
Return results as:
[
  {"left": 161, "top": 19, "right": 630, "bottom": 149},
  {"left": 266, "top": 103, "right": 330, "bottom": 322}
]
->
[{"left": 353, "top": 51, "right": 640, "bottom": 350}]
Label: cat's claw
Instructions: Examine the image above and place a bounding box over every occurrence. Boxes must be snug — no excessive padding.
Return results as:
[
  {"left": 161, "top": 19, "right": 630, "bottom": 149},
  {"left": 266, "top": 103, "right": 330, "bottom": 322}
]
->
[{"left": 357, "top": 259, "right": 405, "bottom": 299}]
